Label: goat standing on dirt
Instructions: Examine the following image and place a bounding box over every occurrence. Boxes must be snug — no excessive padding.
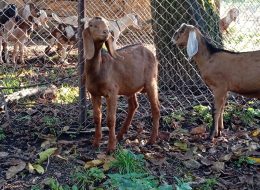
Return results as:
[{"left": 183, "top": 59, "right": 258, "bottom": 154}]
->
[
  {"left": 219, "top": 8, "right": 239, "bottom": 33},
  {"left": 172, "top": 23, "right": 260, "bottom": 140},
  {"left": 82, "top": 17, "right": 160, "bottom": 153}
]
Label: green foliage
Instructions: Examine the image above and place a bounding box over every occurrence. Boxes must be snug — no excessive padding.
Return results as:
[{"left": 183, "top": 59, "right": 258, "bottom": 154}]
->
[
  {"left": 105, "top": 172, "right": 172, "bottom": 190},
  {"left": 193, "top": 105, "right": 213, "bottom": 126},
  {"left": 71, "top": 167, "right": 105, "bottom": 189},
  {"left": 42, "top": 116, "right": 60, "bottom": 127},
  {"left": 174, "top": 177, "right": 192, "bottom": 190},
  {"left": 111, "top": 148, "right": 146, "bottom": 174},
  {"left": 31, "top": 185, "right": 42, "bottom": 190},
  {"left": 55, "top": 83, "right": 79, "bottom": 104},
  {"left": 199, "top": 178, "right": 217, "bottom": 190},
  {"left": 235, "top": 156, "right": 256, "bottom": 167},
  {"left": 0, "top": 128, "right": 6, "bottom": 141},
  {"left": 163, "top": 111, "right": 185, "bottom": 124},
  {"left": 47, "top": 178, "right": 69, "bottom": 190},
  {"left": 224, "top": 104, "right": 260, "bottom": 126}
]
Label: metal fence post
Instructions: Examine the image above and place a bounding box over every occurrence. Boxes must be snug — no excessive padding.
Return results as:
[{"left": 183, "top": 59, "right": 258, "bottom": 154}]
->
[{"left": 78, "top": 0, "right": 86, "bottom": 127}]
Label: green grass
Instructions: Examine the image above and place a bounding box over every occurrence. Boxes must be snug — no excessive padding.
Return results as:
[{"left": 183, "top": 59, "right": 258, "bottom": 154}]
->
[{"left": 111, "top": 148, "right": 146, "bottom": 174}]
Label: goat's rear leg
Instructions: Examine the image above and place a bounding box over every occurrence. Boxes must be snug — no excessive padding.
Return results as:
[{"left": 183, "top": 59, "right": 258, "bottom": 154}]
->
[
  {"left": 91, "top": 96, "right": 102, "bottom": 148},
  {"left": 145, "top": 82, "right": 160, "bottom": 144},
  {"left": 117, "top": 94, "right": 138, "bottom": 141},
  {"left": 209, "top": 90, "right": 227, "bottom": 140},
  {"left": 106, "top": 95, "right": 118, "bottom": 153}
]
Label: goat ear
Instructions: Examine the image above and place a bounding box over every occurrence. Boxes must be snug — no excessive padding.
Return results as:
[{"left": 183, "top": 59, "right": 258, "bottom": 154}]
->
[
  {"left": 82, "top": 28, "right": 95, "bottom": 60},
  {"left": 187, "top": 30, "right": 198, "bottom": 60},
  {"left": 105, "top": 35, "right": 119, "bottom": 59}
]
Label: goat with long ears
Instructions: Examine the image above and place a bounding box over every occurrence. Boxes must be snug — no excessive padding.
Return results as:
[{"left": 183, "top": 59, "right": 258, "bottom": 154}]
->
[
  {"left": 82, "top": 17, "right": 160, "bottom": 153},
  {"left": 172, "top": 23, "right": 260, "bottom": 140}
]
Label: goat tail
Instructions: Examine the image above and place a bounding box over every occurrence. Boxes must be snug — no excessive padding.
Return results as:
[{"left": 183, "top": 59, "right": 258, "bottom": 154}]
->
[{"left": 52, "top": 13, "right": 63, "bottom": 24}]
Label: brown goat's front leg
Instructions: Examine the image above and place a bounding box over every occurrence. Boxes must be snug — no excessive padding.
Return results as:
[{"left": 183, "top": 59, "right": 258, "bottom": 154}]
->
[
  {"left": 218, "top": 95, "right": 227, "bottom": 136},
  {"left": 106, "top": 95, "right": 118, "bottom": 153},
  {"left": 117, "top": 94, "right": 138, "bottom": 141},
  {"left": 209, "top": 89, "right": 227, "bottom": 140},
  {"left": 146, "top": 82, "right": 160, "bottom": 144},
  {"left": 91, "top": 96, "right": 102, "bottom": 148}
]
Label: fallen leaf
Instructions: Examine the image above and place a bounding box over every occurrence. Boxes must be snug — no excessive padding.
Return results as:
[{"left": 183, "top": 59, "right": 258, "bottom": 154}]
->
[
  {"left": 84, "top": 159, "right": 104, "bottom": 169},
  {"left": 6, "top": 160, "right": 26, "bottom": 179},
  {"left": 28, "top": 163, "right": 35, "bottom": 173},
  {"left": 33, "top": 164, "right": 45, "bottom": 174},
  {"left": 220, "top": 153, "right": 233, "bottom": 162},
  {"left": 200, "top": 157, "right": 213, "bottom": 166},
  {"left": 211, "top": 161, "right": 225, "bottom": 172},
  {"left": 174, "top": 141, "right": 188, "bottom": 151},
  {"left": 0, "top": 152, "right": 9, "bottom": 158},
  {"left": 190, "top": 126, "right": 206, "bottom": 135},
  {"left": 183, "top": 159, "right": 201, "bottom": 169},
  {"left": 251, "top": 129, "right": 260, "bottom": 137},
  {"left": 248, "top": 157, "right": 260, "bottom": 164},
  {"left": 37, "top": 147, "right": 57, "bottom": 164}
]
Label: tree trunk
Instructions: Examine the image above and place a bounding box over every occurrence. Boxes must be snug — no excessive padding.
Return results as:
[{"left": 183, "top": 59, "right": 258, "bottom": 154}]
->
[{"left": 151, "top": 0, "right": 221, "bottom": 94}]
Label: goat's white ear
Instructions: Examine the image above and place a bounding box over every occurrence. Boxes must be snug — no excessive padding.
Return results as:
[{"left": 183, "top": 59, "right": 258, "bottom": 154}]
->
[
  {"left": 82, "top": 28, "right": 95, "bottom": 60},
  {"left": 187, "top": 30, "right": 198, "bottom": 60}
]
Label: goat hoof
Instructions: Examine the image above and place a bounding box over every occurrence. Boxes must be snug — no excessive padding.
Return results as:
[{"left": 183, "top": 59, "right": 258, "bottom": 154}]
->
[
  {"left": 92, "top": 140, "right": 100, "bottom": 149},
  {"left": 147, "top": 138, "right": 156, "bottom": 145},
  {"left": 116, "top": 134, "right": 124, "bottom": 141},
  {"left": 106, "top": 146, "right": 116, "bottom": 155}
]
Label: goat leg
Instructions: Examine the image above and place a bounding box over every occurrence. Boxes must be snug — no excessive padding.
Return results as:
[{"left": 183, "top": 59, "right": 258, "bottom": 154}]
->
[
  {"left": 106, "top": 95, "right": 118, "bottom": 153},
  {"left": 91, "top": 96, "right": 102, "bottom": 148},
  {"left": 3, "top": 41, "right": 9, "bottom": 64},
  {"left": 0, "top": 37, "right": 3, "bottom": 63},
  {"left": 146, "top": 82, "right": 160, "bottom": 144},
  {"left": 18, "top": 42, "right": 25, "bottom": 64},
  {"left": 12, "top": 43, "right": 19, "bottom": 64},
  {"left": 117, "top": 94, "right": 138, "bottom": 141},
  {"left": 217, "top": 95, "right": 227, "bottom": 136},
  {"left": 209, "top": 89, "right": 227, "bottom": 140}
]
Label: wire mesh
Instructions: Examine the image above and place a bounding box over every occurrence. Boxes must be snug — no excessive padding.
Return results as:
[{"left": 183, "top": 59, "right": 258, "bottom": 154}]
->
[{"left": 0, "top": 0, "right": 259, "bottom": 132}]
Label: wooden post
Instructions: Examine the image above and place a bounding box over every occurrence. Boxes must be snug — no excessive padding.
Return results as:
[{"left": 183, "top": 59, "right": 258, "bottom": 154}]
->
[{"left": 78, "top": 0, "right": 86, "bottom": 127}]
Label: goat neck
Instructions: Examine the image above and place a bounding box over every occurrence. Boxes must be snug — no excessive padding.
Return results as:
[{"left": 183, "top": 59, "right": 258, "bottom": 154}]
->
[
  {"left": 192, "top": 30, "right": 211, "bottom": 70},
  {"left": 84, "top": 41, "right": 103, "bottom": 75}
]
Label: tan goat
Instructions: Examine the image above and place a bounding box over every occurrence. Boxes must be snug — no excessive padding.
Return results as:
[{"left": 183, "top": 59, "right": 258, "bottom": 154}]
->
[
  {"left": 82, "top": 17, "right": 160, "bottom": 153},
  {"left": 172, "top": 23, "right": 260, "bottom": 140},
  {"left": 219, "top": 8, "right": 239, "bottom": 33}
]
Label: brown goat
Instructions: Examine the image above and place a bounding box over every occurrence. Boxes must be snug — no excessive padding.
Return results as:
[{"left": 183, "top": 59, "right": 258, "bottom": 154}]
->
[
  {"left": 82, "top": 17, "right": 160, "bottom": 153},
  {"left": 172, "top": 23, "right": 260, "bottom": 140}
]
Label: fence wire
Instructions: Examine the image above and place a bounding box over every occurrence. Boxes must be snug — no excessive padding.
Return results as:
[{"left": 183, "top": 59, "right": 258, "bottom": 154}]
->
[{"left": 0, "top": 0, "right": 259, "bottom": 132}]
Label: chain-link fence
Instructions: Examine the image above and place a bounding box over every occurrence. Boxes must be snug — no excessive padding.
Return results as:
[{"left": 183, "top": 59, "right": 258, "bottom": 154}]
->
[{"left": 0, "top": 0, "right": 259, "bottom": 132}]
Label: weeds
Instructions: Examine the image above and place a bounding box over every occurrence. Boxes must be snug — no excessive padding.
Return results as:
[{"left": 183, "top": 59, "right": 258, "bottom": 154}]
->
[
  {"left": 42, "top": 116, "right": 60, "bottom": 127},
  {"left": 174, "top": 177, "right": 192, "bottom": 190},
  {"left": 199, "top": 178, "right": 217, "bottom": 190},
  {"left": 105, "top": 172, "right": 172, "bottom": 190},
  {"left": 235, "top": 156, "right": 256, "bottom": 167},
  {"left": 111, "top": 147, "right": 146, "bottom": 174},
  {"left": 193, "top": 105, "right": 213, "bottom": 127},
  {"left": 71, "top": 167, "right": 105, "bottom": 189}
]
